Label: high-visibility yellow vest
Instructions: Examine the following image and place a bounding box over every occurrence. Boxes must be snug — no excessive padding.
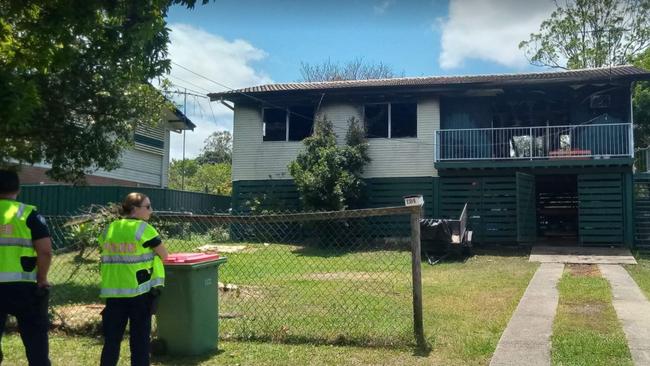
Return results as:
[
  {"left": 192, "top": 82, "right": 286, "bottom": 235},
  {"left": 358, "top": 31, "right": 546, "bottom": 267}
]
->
[
  {"left": 0, "top": 200, "right": 38, "bottom": 283},
  {"left": 98, "top": 219, "right": 164, "bottom": 298}
]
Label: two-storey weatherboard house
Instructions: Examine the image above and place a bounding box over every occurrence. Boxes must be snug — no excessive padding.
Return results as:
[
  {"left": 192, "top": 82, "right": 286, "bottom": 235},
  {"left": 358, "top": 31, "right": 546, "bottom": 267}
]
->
[{"left": 210, "top": 66, "right": 650, "bottom": 247}]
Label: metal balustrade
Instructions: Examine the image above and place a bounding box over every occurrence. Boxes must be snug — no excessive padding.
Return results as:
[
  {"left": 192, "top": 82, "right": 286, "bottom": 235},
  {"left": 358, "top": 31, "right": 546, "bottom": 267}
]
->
[{"left": 434, "top": 123, "right": 632, "bottom": 162}]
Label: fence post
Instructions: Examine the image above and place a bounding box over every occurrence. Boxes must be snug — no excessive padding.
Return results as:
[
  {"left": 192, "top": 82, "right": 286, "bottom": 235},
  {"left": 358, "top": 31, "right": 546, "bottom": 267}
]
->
[{"left": 410, "top": 205, "right": 427, "bottom": 349}]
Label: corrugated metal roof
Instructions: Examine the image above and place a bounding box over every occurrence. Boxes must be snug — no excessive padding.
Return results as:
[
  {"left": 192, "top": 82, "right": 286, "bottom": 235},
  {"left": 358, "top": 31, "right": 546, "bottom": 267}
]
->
[{"left": 208, "top": 65, "right": 650, "bottom": 101}]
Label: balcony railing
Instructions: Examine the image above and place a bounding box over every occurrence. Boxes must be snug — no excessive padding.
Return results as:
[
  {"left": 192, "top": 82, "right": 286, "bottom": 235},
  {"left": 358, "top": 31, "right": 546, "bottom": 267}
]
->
[{"left": 434, "top": 123, "right": 632, "bottom": 162}]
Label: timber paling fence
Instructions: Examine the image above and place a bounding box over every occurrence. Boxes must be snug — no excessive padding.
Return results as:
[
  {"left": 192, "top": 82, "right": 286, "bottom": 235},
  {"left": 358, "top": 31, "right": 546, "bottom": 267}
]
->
[{"left": 42, "top": 206, "right": 426, "bottom": 348}]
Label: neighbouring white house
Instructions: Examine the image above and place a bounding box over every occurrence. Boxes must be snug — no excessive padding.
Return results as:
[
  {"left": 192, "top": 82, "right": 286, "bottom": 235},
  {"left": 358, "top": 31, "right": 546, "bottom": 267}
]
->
[{"left": 19, "top": 107, "right": 195, "bottom": 187}]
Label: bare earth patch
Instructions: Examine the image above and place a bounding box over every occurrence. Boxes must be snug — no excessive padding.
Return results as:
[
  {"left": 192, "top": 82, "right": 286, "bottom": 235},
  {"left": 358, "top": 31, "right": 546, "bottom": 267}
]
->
[
  {"left": 568, "top": 264, "right": 601, "bottom": 277},
  {"left": 197, "top": 244, "right": 249, "bottom": 253},
  {"left": 52, "top": 304, "right": 103, "bottom": 332},
  {"left": 303, "top": 272, "right": 379, "bottom": 281},
  {"left": 220, "top": 284, "right": 266, "bottom": 300},
  {"left": 565, "top": 302, "right": 607, "bottom": 316}
]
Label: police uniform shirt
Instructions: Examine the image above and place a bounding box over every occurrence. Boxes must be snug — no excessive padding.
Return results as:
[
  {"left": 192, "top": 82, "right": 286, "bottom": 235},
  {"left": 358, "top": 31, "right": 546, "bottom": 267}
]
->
[{"left": 26, "top": 210, "right": 50, "bottom": 241}]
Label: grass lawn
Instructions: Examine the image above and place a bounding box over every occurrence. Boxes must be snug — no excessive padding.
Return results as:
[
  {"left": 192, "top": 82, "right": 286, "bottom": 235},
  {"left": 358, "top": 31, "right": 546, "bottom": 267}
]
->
[
  {"left": 3, "top": 247, "right": 537, "bottom": 365},
  {"left": 625, "top": 252, "right": 650, "bottom": 299},
  {"left": 551, "top": 264, "right": 632, "bottom": 366}
]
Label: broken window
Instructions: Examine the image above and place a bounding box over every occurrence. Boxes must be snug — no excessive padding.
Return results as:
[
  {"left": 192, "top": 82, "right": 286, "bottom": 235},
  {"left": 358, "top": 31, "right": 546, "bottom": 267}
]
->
[
  {"left": 288, "top": 105, "right": 314, "bottom": 141},
  {"left": 364, "top": 102, "right": 417, "bottom": 138},
  {"left": 391, "top": 103, "right": 417, "bottom": 137},
  {"left": 263, "top": 106, "right": 315, "bottom": 141},
  {"left": 364, "top": 104, "right": 389, "bottom": 138},
  {"left": 263, "top": 108, "right": 287, "bottom": 141}
]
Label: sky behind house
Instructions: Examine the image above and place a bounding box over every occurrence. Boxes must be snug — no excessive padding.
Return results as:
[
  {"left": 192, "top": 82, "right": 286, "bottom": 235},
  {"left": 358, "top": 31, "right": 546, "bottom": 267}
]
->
[{"left": 164, "top": 0, "right": 557, "bottom": 159}]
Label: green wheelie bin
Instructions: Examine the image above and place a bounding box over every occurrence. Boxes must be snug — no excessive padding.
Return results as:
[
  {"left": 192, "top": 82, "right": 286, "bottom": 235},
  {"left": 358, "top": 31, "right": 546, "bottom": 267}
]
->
[{"left": 156, "top": 253, "right": 227, "bottom": 356}]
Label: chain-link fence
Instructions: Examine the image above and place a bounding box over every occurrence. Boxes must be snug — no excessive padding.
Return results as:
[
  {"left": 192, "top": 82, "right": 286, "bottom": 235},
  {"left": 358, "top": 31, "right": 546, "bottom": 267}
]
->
[{"left": 43, "top": 205, "right": 424, "bottom": 347}]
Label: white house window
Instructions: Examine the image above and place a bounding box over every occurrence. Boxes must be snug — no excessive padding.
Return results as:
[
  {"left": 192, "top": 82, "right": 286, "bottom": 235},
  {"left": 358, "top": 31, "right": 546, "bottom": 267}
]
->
[
  {"left": 263, "top": 106, "right": 315, "bottom": 141},
  {"left": 364, "top": 102, "right": 417, "bottom": 138}
]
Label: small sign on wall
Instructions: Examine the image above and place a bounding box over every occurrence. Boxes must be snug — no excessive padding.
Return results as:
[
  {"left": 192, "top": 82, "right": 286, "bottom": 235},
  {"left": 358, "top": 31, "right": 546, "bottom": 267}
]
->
[{"left": 403, "top": 195, "right": 424, "bottom": 207}]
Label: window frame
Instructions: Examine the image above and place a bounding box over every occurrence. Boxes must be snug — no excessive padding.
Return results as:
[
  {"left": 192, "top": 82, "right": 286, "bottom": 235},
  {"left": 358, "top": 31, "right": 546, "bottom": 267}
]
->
[
  {"left": 262, "top": 106, "right": 315, "bottom": 142},
  {"left": 363, "top": 102, "right": 417, "bottom": 139},
  {"left": 262, "top": 107, "right": 289, "bottom": 142}
]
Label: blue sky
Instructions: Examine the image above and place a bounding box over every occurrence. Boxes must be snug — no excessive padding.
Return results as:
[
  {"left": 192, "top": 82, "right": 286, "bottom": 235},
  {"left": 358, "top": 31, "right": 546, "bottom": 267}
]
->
[{"left": 164, "top": 0, "right": 557, "bottom": 159}]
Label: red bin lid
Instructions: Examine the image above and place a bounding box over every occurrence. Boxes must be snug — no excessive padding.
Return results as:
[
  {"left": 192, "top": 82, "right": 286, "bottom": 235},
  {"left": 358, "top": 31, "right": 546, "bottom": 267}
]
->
[{"left": 163, "top": 253, "right": 220, "bottom": 265}]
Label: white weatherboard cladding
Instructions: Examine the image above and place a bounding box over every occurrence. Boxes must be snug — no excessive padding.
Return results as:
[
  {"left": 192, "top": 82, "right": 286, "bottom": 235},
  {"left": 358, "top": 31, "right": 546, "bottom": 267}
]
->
[
  {"left": 232, "top": 98, "right": 440, "bottom": 181},
  {"left": 364, "top": 99, "right": 438, "bottom": 178},
  {"left": 92, "top": 149, "right": 163, "bottom": 186},
  {"left": 232, "top": 107, "right": 302, "bottom": 181},
  {"left": 162, "top": 129, "right": 170, "bottom": 187}
]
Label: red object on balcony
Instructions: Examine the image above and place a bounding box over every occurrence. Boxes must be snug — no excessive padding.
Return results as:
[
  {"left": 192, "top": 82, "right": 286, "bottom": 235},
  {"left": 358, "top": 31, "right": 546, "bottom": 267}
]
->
[{"left": 549, "top": 149, "right": 591, "bottom": 159}]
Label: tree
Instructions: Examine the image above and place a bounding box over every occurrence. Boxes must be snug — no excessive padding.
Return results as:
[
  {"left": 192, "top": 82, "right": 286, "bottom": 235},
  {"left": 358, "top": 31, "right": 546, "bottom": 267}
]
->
[
  {"left": 196, "top": 130, "right": 232, "bottom": 164},
  {"left": 634, "top": 49, "right": 650, "bottom": 147},
  {"left": 168, "top": 158, "right": 200, "bottom": 190},
  {"left": 0, "top": 0, "right": 210, "bottom": 182},
  {"left": 191, "top": 163, "right": 232, "bottom": 195},
  {"left": 299, "top": 57, "right": 402, "bottom": 82},
  {"left": 168, "top": 158, "right": 232, "bottom": 195},
  {"left": 519, "top": 0, "right": 650, "bottom": 69},
  {"left": 288, "top": 116, "right": 370, "bottom": 211}
]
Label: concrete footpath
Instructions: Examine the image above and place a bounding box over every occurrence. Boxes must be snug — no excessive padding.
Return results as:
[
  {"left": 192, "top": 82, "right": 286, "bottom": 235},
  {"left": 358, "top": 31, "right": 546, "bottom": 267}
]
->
[
  {"left": 489, "top": 263, "right": 564, "bottom": 366},
  {"left": 599, "top": 264, "right": 650, "bottom": 365}
]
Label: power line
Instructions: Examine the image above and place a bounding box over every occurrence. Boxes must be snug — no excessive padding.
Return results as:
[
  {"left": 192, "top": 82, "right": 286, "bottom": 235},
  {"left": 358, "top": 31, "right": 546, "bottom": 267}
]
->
[{"left": 168, "top": 74, "right": 213, "bottom": 93}]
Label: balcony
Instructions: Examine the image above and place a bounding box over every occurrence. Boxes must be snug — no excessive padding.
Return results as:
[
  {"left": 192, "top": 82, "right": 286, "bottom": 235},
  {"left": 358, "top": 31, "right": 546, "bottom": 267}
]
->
[{"left": 434, "top": 123, "right": 633, "bottom": 165}]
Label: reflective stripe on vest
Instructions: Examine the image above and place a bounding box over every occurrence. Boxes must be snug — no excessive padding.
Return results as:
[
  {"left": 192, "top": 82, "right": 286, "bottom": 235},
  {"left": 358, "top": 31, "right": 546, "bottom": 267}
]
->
[
  {"left": 0, "top": 237, "right": 33, "bottom": 247},
  {"left": 100, "top": 277, "right": 164, "bottom": 297},
  {"left": 98, "top": 219, "right": 164, "bottom": 298},
  {"left": 0, "top": 272, "right": 37, "bottom": 282},
  {"left": 134, "top": 222, "right": 148, "bottom": 242},
  {"left": 101, "top": 252, "right": 155, "bottom": 264}
]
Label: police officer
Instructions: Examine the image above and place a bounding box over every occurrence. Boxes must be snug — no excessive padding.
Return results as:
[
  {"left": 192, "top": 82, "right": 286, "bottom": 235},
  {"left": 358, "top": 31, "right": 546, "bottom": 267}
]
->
[
  {"left": 0, "top": 169, "right": 52, "bottom": 366},
  {"left": 99, "top": 192, "right": 168, "bottom": 366}
]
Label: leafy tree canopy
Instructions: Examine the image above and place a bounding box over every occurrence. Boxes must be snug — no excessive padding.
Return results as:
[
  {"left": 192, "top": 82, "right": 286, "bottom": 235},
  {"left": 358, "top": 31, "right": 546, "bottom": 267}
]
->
[
  {"left": 0, "top": 0, "right": 210, "bottom": 182},
  {"left": 168, "top": 159, "right": 232, "bottom": 195},
  {"left": 634, "top": 49, "right": 650, "bottom": 147},
  {"left": 288, "top": 116, "right": 370, "bottom": 211},
  {"left": 196, "top": 130, "right": 232, "bottom": 165},
  {"left": 520, "top": 0, "right": 650, "bottom": 69}
]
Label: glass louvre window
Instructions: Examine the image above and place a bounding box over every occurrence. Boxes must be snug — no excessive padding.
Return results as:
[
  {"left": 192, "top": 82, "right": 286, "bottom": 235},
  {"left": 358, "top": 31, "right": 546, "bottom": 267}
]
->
[
  {"left": 391, "top": 103, "right": 417, "bottom": 138},
  {"left": 364, "top": 104, "right": 389, "bottom": 138},
  {"left": 288, "top": 105, "right": 315, "bottom": 141},
  {"left": 263, "top": 108, "right": 287, "bottom": 141}
]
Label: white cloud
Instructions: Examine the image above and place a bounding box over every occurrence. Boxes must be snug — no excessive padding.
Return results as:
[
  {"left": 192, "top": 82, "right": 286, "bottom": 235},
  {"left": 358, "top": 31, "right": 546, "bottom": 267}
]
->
[
  {"left": 373, "top": 0, "right": 393, "bottom": 14},
  {"left": 166, "top": 23, "right": 273, "bottom": 160},
  {"left": 438, "top": 0, "right": 555, "bottom": 69}
]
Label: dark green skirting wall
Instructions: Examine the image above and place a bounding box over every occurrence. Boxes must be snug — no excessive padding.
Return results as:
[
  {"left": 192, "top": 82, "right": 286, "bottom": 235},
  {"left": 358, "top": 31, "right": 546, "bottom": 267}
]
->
[
  {"left": 439, "top": 176, "right": 517, "bottom": 244},
  {"left": 578, "top": 174, "right": 625, "bottom": 246},
  {"left": 233, "top": 171, "right": 633, "bottom": 247},
  {"left": 232, "top": 177, "right": 437, "bottom": 214},
  {"left": 232, "top": 177, "right": 438, "bottom": 238}
]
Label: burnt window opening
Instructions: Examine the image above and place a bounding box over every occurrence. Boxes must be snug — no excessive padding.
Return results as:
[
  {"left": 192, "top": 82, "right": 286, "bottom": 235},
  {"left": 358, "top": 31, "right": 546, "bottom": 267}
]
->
[
  {"left": 364, "top": 104, "right": 389, "bottom": 138},
  {"left": 288, "top": 105, "right": 315, "bottom": 141},
  {"left": 262, "top": 108, "right": 287, "bottom": 141},
  {"left": 364, "top": 103, "right": 417, "bottom": 139},
  {"left": 263, "top": 106, "right": 315, "bottom": 141},
  {"left": 391, "top": 103, "right": 417, "bottom": 138}
]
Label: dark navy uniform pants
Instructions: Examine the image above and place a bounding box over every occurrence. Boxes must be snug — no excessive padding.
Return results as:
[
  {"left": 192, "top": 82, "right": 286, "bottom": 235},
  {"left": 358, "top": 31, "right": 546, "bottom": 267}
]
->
[
  {"left": 0, "top": 282, "right": 50, "bottom": 366},
  {"left": 100, "top": 293, "right": 155, "bottom": 366}
]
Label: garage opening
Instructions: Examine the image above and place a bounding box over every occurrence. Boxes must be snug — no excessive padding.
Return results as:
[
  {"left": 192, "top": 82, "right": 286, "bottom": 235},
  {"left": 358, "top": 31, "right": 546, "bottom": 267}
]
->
[{"left": 536, "top": 175, "right": 578, "bottom": 245}]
